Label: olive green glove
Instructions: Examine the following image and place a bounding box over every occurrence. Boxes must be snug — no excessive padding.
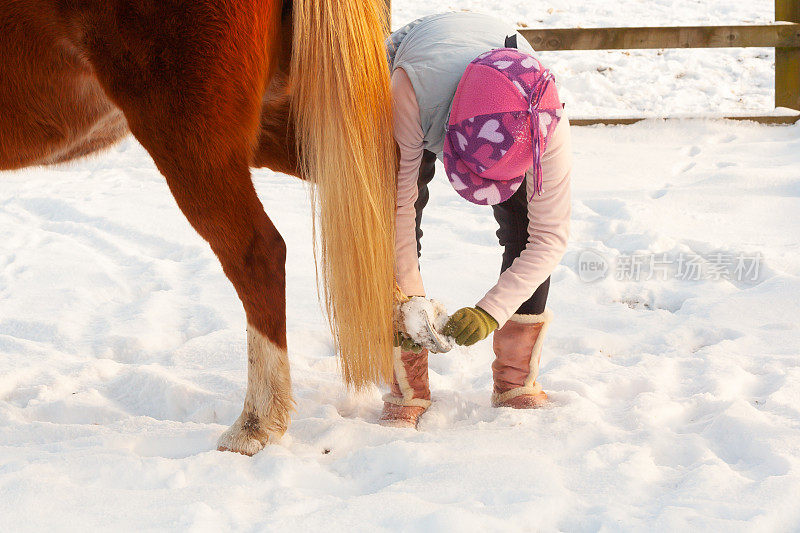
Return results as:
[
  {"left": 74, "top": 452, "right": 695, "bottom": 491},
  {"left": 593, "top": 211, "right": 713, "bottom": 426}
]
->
[
  {"left": 443, "top": 306, "right": 499, "bottom": 346},
  {"left": 393, "top": 331, "right": 423, "bottom": 353}
]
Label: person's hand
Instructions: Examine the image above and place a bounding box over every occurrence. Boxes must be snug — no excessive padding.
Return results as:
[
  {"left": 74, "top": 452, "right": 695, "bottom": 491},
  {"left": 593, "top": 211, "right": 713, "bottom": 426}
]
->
[
  {"left": 393, "top": 331, "right": 423, "bottom": 353},
  {"left": 443, "top": 306, "right": 499, "bottom": 346}
]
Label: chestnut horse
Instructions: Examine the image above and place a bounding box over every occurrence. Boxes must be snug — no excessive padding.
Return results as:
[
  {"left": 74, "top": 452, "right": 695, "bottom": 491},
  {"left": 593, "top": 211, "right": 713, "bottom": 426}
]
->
[{"left": 0, "top": 0, "right": 397, "bottom": 455}]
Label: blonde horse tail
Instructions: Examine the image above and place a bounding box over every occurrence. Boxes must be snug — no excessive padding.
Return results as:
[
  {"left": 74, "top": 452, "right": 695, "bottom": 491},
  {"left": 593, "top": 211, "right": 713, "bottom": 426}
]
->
[{"left": 290, "top": 0, "right": 396, "bottom": 388}]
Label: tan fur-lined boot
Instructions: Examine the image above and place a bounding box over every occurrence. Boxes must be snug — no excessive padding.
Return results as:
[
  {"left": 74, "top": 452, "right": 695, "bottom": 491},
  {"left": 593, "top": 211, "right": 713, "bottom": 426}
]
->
[
  {"left": 378, "top": 347, "right": 431, "bottom": 428},
  {"left": 491, "top": 309, "right": 553, "bottom": 408}
]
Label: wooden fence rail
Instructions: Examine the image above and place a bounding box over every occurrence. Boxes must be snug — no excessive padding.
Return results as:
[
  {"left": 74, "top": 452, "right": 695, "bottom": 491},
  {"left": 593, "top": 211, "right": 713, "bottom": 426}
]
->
[
  {"left": 385, "top": 0, "right": 800, "bottom": 125},
  {"left": 520, "top": 21, "right": 800, "bottom": 125},
  {"left": 518, "top": 24, "right": 800, "bottom": 51}
]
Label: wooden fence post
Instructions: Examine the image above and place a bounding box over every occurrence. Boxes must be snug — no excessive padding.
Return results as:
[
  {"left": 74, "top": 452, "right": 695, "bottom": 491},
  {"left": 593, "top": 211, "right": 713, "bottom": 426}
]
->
[{"left": 776, "top": 0, "right": 800, "bottom": 110}]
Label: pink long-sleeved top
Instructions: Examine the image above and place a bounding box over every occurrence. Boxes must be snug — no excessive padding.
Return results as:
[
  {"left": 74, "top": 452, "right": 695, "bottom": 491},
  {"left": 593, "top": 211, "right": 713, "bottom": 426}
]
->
[{"left": 392, "top": 67, "right": 573, "bottom": 327}]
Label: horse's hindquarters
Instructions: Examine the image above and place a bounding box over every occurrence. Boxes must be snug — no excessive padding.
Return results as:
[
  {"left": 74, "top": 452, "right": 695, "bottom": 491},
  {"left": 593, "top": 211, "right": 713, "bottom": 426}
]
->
[
  {"left": 0, "top": 3, "right": 128, "bottom": 170},
  {"left": 3, "top": 0, "right": 293, "bottom": 456}
]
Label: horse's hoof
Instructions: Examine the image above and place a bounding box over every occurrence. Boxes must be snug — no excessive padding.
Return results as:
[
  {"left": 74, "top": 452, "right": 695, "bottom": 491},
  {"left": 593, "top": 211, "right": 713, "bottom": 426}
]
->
[{"left": 216, "top": 423, "right": 267, "bottom": 456}]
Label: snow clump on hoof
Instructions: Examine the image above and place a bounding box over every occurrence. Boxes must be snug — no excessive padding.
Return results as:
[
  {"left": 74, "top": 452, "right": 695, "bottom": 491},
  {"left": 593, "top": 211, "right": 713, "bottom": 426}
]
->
[{"left": 399, "top": 297, "right": 454, "bottom": 353}]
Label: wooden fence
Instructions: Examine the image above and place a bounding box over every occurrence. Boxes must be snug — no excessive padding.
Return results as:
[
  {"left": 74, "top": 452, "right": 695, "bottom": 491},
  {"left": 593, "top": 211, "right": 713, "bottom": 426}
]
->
[{"left": 385, "top": 1, "right": 800, "bottom": 125}]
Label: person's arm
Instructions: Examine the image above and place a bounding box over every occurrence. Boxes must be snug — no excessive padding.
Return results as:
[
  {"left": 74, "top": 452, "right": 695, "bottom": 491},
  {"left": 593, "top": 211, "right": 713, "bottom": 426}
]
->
[
  {"left": 392, "top": 67, "right": 426, "bottom": 297},
  {"left": 476, "top": 116, "right": 573, "bottom": 327}
]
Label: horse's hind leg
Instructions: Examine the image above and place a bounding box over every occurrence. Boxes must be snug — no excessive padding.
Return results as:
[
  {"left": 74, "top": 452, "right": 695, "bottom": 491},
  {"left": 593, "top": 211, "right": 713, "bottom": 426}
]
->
[
  {"left": 71, "top": 3, "right": 291, "bottom": 455},
  {"left": 142, "top": 133, "right": 292, "bottom": 456},
  {"left": 161, "top": 160, "right": 292, "bottom": 455}
]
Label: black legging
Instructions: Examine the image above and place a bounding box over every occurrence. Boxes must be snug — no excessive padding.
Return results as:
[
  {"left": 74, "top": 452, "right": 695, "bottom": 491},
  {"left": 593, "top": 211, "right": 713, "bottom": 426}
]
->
[{"left": 413, "top": 150, "right": 550, "bottom": 316}]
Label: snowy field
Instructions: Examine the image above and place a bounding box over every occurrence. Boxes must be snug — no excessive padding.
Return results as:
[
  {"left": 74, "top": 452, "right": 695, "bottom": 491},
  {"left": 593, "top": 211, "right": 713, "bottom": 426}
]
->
[{"left": 2, "top": 1, "right": 800, "bottom": 532}]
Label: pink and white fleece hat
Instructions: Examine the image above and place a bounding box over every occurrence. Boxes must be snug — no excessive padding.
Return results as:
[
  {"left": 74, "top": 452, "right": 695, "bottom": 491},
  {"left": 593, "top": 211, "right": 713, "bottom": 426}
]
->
[{"left": 443, "top": 48, "right": 563, "bottom": 206}]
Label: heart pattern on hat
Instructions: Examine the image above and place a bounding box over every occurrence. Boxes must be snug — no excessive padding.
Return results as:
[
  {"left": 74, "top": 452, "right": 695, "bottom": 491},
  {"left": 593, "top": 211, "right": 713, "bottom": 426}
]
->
[
  {"left": 456, "top": 131, "right": 468, "bottom": 151},
  {"left": 539, "top": 113, "right": 553, "bottom": 137},
  {"left": 473, "top": 183, "right": 502, "bottom": 205},
  {"left": 478, "top": 119, "right": 505, "bottom": 143}
]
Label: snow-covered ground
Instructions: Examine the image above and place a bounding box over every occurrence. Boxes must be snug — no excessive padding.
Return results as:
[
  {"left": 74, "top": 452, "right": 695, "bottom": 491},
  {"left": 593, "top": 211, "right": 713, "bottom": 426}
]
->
[{"left": 2, "top": 1, "right": 800, "bottom": 532}]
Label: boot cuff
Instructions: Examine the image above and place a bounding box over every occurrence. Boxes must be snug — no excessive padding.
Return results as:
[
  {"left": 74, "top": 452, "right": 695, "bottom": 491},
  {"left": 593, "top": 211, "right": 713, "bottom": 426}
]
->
[
  {"left": 491, "top": 384, "right": 544, "bottom": 406},
  {"left": 508, "top": 308, "right": 553, "bottom": 325},
  {"left": 382, "top": 394, "right": 432, "bottom": 409}
]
